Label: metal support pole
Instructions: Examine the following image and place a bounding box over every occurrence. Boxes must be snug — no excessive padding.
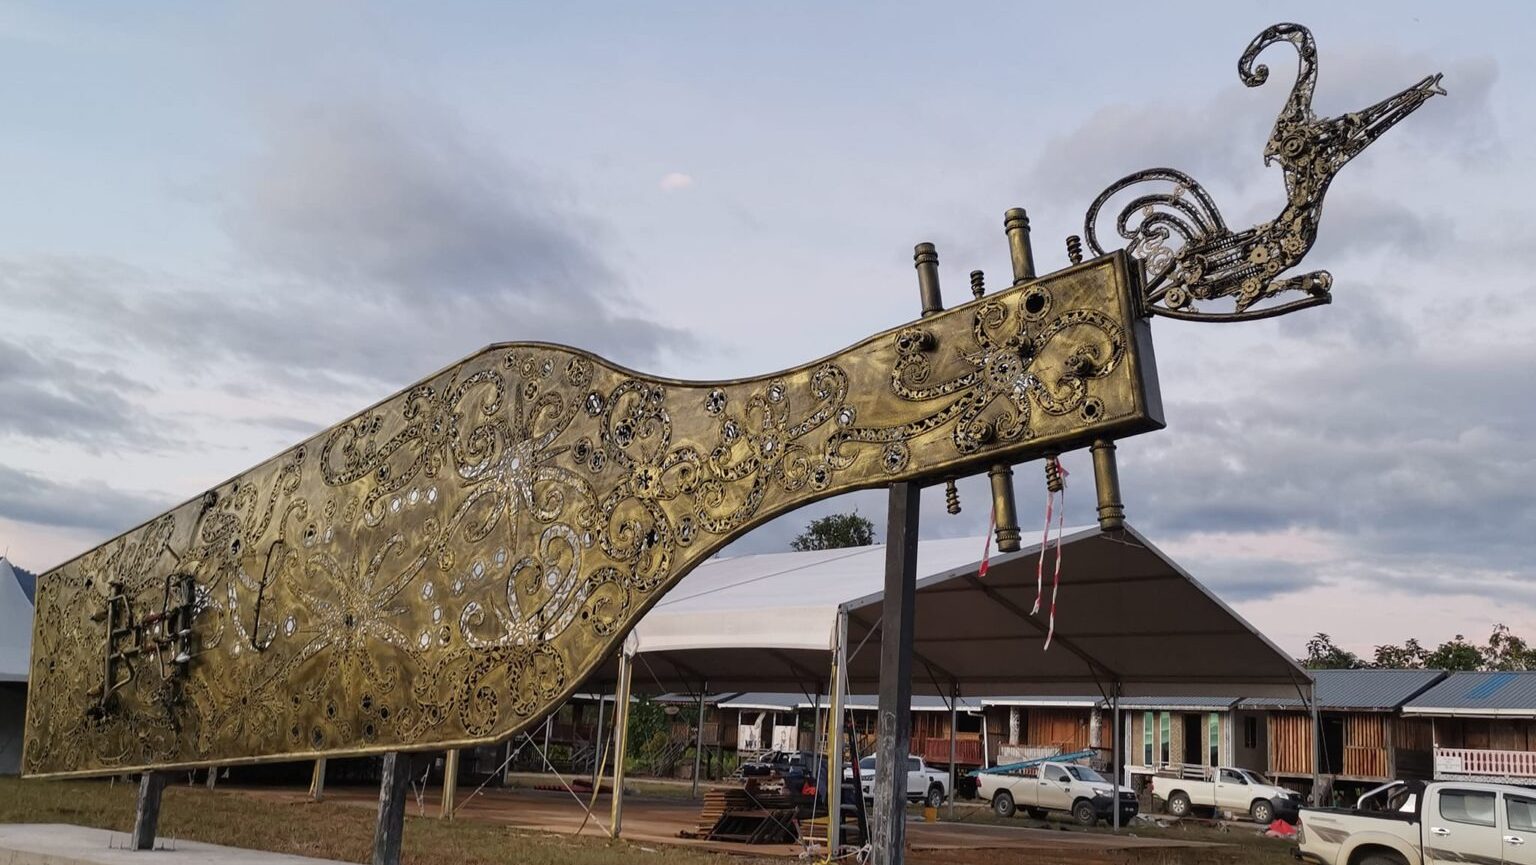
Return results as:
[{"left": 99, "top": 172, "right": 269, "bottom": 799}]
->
[
  {"left": 947, "top": 682, "right": 959, "bottom": 821},
  {"left": 1310, "top": 682, "right": 1322, "bottom": 805},
  {"left": 988, "top": 465, "right": 1022, "bottom": 553},
  {"left": 873, "top": 481, "right": 919, "bottom": 865},
  {"left": 609, "top": 648, "right": 634, "bottom": 839},
  {"left": 592, "top": 694, "right": 606, "bottom": 786},
  {"left": 439, "top": 749, "right": 460, "bottom": 819},
  {"left": 826, "top": 609, "right": 848, "bottom": 852},
  {"left": 691, "top": 682, "right": 708, "bottom": 798},
  {"left": 1003, "top": 207, "right": 1038, "bottom": 285},
  {"left": 309, "top": 758, "right": 328, "bottom": 801},
  {"left": 374, "top": 752, "right": 410, "bottom": 865},
  {"left": 1111, "top": 682, "right": 1122, "bottom": 831},
  {"left": 1090, "top": 439, "right": 1126, "bottom": 530},
  {"left": 131, "top": 771, "right": 166, "bottom": 851},
  {"left": 205, "top": 766, "right": 218, "bottom": 790}
]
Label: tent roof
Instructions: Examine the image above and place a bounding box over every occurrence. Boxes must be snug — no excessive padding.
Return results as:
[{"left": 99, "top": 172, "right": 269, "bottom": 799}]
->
[
  {"left": 0, "top": 558, "right": 34, "bottom": 682},
  {"left": 619, "top": 524, "right": 1309, "bottom": 700}
]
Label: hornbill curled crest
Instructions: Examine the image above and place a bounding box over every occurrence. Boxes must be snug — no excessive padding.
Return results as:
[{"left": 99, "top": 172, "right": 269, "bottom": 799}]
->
[{"left": 1084, "top": 23, "right": 1446, "bottom": 322}]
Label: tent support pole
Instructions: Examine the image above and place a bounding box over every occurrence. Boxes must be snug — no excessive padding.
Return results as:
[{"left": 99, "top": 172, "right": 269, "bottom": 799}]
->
[
  {"left": 609, "top": 648, "right": 634, "bottom": 839},
  {"left": 826, "top": 609, "right": 848, "bottom": 852},
  {"left": 873, "top": 481, "right": 919, "bottom": 865},
  {"left": 691, "top": 682, "right": 707, "bottom": 798},
  {"left": 1310, "top": 681, "right": 1322, "bottom": 806},
  {"left": 947, "top": 681, "right": 959, "bottom": 821},
  {"left": 592, "top": 694, "right": 606, "bottom": 787},
  {"left": 373, "top": 753, "right": 410, "bottom": 865},
  {"left": 1111, "top": 682, "right": 1122, "bottom": 831},
  {"left": 309, "top": 758, "right": 327, "bottom": 801},
  {"left": 132, "top": 771, "right": 165, "bottom": 851}
]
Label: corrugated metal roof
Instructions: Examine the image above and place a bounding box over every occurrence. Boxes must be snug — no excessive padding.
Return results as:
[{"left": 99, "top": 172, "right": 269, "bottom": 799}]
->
[
  {"left": 1238, "top": 669, "right": 1445, "bottom": 711},
  {"left": 1404, "top": 671, "right": 1536, "bottom": 715},
  {"left": 1116, "top": 696, "right": 1240, "bottom": 710}
]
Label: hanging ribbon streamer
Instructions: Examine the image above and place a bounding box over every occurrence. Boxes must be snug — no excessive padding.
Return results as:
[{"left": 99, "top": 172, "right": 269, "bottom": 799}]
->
[
  {"left": 1033, "top": 457, "right": 1069, "bottom": 649},
  {"left": 978, "top": 502, "right": 996, "bottom": 579}
]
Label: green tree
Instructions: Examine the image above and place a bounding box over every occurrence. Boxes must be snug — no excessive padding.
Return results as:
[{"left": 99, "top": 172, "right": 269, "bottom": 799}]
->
[
  {"left": 1372, "top": 638, "right": 1428, "bottom": 669},
  {"left": 1424, "top": 634, "right": 1482, "bottom": 671},
  {"left": 1482, "top": 624, "right": 1536, "bottom": 671},
  {"left": 1303, "top": 633, "right": 1363, "bottom": 670},
  {"left": 792, "top": 511, "right": 875, "bottom": 551}
]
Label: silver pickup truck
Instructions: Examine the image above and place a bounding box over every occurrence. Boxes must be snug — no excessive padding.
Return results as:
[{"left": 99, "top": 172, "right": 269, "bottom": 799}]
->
[{"left": 1297, "top": 779, "right": 1536, "bottom": 865}]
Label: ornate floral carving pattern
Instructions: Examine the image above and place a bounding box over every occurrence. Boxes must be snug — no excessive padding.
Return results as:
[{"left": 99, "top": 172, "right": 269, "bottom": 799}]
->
[{"left": 24, "top": 254, "right": 1159, "bottom": 778}]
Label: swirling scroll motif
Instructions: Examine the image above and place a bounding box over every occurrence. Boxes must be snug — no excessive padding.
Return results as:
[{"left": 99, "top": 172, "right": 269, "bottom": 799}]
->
[
  {"left": 1084, "top": 22, "right": 1445, "bottom": 321},
  {"left": 24, "top": 252, "right": 1159, "bottom": 779}
]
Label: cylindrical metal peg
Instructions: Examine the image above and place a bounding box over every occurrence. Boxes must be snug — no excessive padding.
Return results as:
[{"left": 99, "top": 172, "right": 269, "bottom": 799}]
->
[
  {"left": 969, "top": 270, "right": 985, "bottom": 299},
  {"left": 1090, "top": 439, "right": 1126, "bottom": 530},
  {"left": 914, "top": 243, "right": 943, "bottom": 317},
  {"left": 1066, "top": 235, "right": 1084, "bottom": 265},
  {"left": 1003, "top": 208, "right": 1037, "bottom": 285},
  {"left": 944, "top": 479, "right": 961, "bottom": 515},
  {"left": 988, "top": 465, "right": 1021, "bottom": 552}
]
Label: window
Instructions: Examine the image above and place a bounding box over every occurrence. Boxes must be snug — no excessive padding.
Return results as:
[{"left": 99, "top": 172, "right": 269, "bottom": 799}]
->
[
  {"left": 1143, "top": 712, "right": 1154, "bottom": 765},
  {"left": 1159, "top": 712, "right": 1171, "bottom": 765},
  {"left": 1244, "top": 717, "right": 1258, "bottom": 749},
  {"left": 907, "top": 758, "right": 921, "bottom": 772},
  {"left": 858, "top": 756, "right": 876, "bottom": 771},
  {"left": 1051, "top": 769, "right": 1071, "bottom": 784},
  {"left": 1209, "top": 713, "right": 1220, "bottom": 766},
  {"left": 1508, "top": 795, "right": 1536, "bottom": 833},
  {"left": 1219, "top": 768, "right": 1245, "bottom": 784},
  {"left": 1438, "top": 789, "right": 1497, "bottom": 828}
]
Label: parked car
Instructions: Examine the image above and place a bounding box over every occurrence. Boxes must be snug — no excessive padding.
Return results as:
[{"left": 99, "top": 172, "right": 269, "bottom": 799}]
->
[
  {"left": 1297, "top": 779, "right": 1536, "bottom": 865},
  {"left": 974, "top": 760, "right": 1138, "bottom": 826},
  {"left": 1150, "top": 765, "right": 1301, "bottom": 824},
  {"left": 740, "top": 749, "right": 817, "bottom": 778},
  {"left": 844, "top": 755, "right": 949, "bottom": 808}
]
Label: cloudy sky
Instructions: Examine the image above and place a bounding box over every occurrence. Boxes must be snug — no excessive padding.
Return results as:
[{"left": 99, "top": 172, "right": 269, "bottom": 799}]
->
[{"left": 0, "top": 2, "right": 1530, "bottom": 657}]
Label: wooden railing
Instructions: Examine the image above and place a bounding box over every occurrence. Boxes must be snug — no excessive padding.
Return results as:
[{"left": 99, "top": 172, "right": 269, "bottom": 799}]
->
[
  {"left": 917, "top": 738, "right": 984, "bottom": 767},
  {"left": 1436, "top": 748, "right": 1536, "bottom": 779}
]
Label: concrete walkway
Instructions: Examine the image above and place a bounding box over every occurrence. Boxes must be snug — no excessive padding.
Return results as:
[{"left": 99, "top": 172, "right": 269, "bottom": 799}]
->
[{"left": 0, "top": 824, "right": 348, "bottom": 865}]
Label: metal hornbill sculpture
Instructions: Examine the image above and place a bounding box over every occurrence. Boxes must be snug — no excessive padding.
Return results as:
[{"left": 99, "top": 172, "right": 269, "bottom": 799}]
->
[
  {"left": 22, "top": 22, "right": 1441, "bottom": 778},
  {"left": 1086, "top": 22, "right": 1445, "bottom": 322}
]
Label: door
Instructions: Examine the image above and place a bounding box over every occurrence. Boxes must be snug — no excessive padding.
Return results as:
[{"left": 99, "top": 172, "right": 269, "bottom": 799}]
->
[
  {"left": 1215, "top": 767, "right": 1250, "bottom": 811},
  {"left": 1505, "top": 792, "right": 1536, "bottom": 865},
  {"left": 1038, "top": 765, "right": 1075, "bottom": 810},
  {"left": 1425, "top": 787, "right": 1503, "bottom": 865}
]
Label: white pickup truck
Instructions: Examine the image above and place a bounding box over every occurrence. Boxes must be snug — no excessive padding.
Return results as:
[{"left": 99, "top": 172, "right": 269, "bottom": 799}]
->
[
  {"left": 1151, "top": 765, "right": 1302, "bottom": 824},
  {"left": 845, "top": 754, "right": 949, "bottom": 808},
  {"left": 1298, "top": 779, "right": 1536, "bottom": 865},
  {"left": 975, "top": 760, "right": 1139, "bottom": 826}
]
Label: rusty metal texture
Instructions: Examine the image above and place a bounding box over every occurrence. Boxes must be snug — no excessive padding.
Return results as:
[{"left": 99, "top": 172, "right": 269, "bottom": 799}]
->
[
  {"left": 1084, "top": 23, "right": 1445, "bottom": 322},
  {"left": 24, "top": 252, "right": 1162, "bottom": 778}
]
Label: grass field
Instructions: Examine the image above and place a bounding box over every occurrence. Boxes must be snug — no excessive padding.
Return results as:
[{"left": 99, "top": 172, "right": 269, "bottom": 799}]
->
[{"left": 0, "top": 776, "right": 1299, "bottom": 865}]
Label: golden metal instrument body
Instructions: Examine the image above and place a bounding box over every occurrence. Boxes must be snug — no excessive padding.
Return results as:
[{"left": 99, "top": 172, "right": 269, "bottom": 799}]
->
[{"left": 24, "top": 253, "right": 1161, "bottom": 778}]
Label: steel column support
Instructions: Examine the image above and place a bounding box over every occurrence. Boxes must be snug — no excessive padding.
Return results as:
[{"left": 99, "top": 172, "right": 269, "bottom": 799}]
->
[
  {"left": 1311, "top": 682, "right": 1323, "bottom": 805},
  {"left": 873, "top": 481, "right": 919, "bottom": 865},
  {"left": 309, "top": 758, "right": 327, "bottom": 801},
  {"left": 609, "top": 647, "right": 634, "bottom": 838},
  {"left": 131, "top": 771, "right": 166, "bottom": 851},
  {"left": 374, "top": 752, "right": 410, "bottom": 865},
  {"left": 592, "top": 694, "right": 606, "bottom": 786},
  {"left": 439, "top": 749, "right": 460, "bottom": 819}
]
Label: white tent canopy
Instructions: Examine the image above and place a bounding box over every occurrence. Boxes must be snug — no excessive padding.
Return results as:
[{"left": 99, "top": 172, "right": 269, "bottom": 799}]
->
[
  {"left": 0, "top": 558, "right": 32, "bottom": 683},
  {"left": 616, "top": 525, "right": 1310, "bottom": 700}
]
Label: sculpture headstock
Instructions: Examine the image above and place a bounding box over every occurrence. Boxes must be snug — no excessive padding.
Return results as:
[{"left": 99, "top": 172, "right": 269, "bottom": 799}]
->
[{"left": 1085, "top": 22, "right": 1445, "bottom": 322}]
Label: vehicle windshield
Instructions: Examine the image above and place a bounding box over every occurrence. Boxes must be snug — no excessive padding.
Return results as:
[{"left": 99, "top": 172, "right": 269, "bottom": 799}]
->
[
  {"left": 858, "top": 756, "right": 876, "bottom": 770},
  {"left": 1240, "top": 770, "right": 1273, "bottom": 786},
  {"left": 1065, "top": 766, "right": 1107, "bottom": 783}
]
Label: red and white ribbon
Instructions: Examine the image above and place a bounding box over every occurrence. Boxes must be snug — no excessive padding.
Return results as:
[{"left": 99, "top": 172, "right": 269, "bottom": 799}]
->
[{"left": 1045, "top": 461, "right": 1068, "bottom": 650}]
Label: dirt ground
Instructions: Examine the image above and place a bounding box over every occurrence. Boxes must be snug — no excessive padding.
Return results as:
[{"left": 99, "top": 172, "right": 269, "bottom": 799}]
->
[{"left": 0, "top": 775, "right": 1298, "bottom": 864}]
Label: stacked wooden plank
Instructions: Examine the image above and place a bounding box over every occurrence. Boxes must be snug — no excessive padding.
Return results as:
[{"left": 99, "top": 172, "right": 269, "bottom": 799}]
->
[{"left": 680, "top": 785, "right": 796, "bottom": 842}]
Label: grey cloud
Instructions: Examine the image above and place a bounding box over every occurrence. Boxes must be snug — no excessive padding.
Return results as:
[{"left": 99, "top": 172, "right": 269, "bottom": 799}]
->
[
  {"left": 0, "top": 334, "right": 162, "bottom": 449},
  {"left": 0, "top": 462, "right": 170, "bottom": 535},
  {"left": 3, "top": 100, "right": 695, "bottom": 397},
  {"left": 1174, "top": 557, "right": 1326, "bottom": 603}
]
